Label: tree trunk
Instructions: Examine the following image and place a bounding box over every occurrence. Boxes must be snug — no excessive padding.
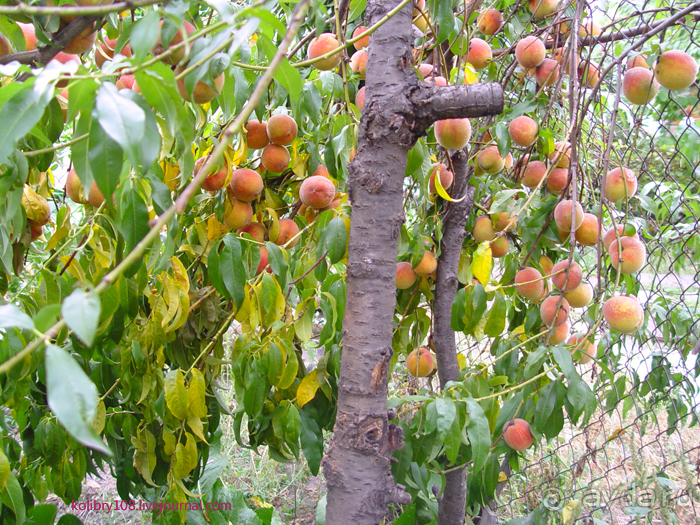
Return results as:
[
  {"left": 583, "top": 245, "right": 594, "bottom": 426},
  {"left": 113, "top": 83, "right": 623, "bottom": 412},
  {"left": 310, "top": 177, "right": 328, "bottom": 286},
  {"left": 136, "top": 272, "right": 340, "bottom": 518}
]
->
[{"left": 322, "top": 2, "right": 503, "bottom": 523}]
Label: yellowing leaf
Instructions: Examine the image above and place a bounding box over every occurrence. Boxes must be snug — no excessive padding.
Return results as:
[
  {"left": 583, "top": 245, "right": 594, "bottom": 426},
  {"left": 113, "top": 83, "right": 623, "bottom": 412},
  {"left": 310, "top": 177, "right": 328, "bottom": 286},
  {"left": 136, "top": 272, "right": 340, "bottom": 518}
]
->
[
  {"left": 435, "top": 171, "right": 468, "bottom": 202},
  {"left": 463, "top": 65, "right": 479, "bottom": 84},
  {"left": 59, "top": 255, "right": 87, "bottom": 282},
  {"left": 498, "top": 471, "right": 508, "bottom": 483},
  {"left": 0, "top": 448, "right": 10, "bottom": 492},
  {"left": 186, "top": 414, "right": 208, "bottom": 444},
  {"left": 162, "top": 431, "right": 176, "bottom": 456},
  {"left": 91, "top": 400, "right": 106, "bottom": 435},
  {"left": 250, "top": 497, "right": 273, "bottom": 508},
  {"left": 46, "top": 206, "right": 71, "bottom": 250},
  {"left": 187, "top": 369, "right": 207, "bottom": 418},
  {"left": 471, "top": 241, "right": 493, "bottom": 286},
  {"left": 266, "top": 207, "right": 281, "bottom": 243},
  {"left": 21, "top": 185, "right": 49, "bottom": 224},
  {"left": 296, "top": 369, "right": 319, "bottom": 408},
  {"left": 132, "top": 428, "right": 159, "bottom": 487},
  {"left": 562, "top": 499, "right": 582, "bottom": 525},
  {"left": 230, "top": 134, "right": 247, "bottom": 166},
  {"left": 457, "top": 354, "right": 467, "bottom": 371},
  {"left": 164, "top": 369, "right": 189, "bottom": 420},
  {"left": 161, "top": 161, "right": 181, "bottom": 191},
  {"left": 207, "top": 215, "right": 225, "bottom": 240}
]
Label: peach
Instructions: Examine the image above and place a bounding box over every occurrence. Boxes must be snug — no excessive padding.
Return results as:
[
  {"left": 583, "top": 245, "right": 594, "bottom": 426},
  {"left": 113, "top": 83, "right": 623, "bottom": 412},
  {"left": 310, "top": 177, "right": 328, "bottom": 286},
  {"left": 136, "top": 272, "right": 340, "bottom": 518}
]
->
[
  {"left": 63, "top": 24, "right": 96, "bottom": 55},
  {"left": 519, "top": 160, "right": 546, "bottom": 188},
  {"left": 414, "top": 251, "right": 437, "bottom": 276},
  {"left": 551, "top": 47, "right": 579, "bottom": 72},
  {"left": 528, "top": 0, "right": 559, "bottom": 19},
  {"left": 407, "top": 348, "right": 434, "bottom": 377},
  {"left": 477, "top": 146, "right": 505, "bottom": 174},
  {"left": 18, "top": 22, "right": 37, "bottom": 51},
  {"left": 237, "top": 222, "right": 266, "bottom": 242},
  {"left": 176, "top": 71, "right": 224, "bottom": 104},
  {"left": 504, "top": 153, "right": 513, "bottom": 170},
  {"left": 261, "top": 144, "right": 290, "bottom": 173},
  {"left": 495, "top": 211, "right": 518, "bottom": 232},
  {"left": 65, "top": 168, "right": 86, "bottom": 204},
  {"left": 312, "top": 164, "right": 331, "bottom": 179},
  {"left": 603, "top": 225, "right": 640, "bottom": 251},
  {"left": 550, "top": 259, "right": 582, "bottom": 292},
  {"left": 626, "top": 54, "right": 650, "bottom": 70},
  {"left": 473, "top": 216, "right": 495, "bottom": 243},
  {"left": 535, "top": 58, "right": 560, "bottom": 87},
  {"left": 274, "top": 218, "right": 300, "bottom": 247},
  {"left": 503, "top": 419, "right": 534, "bottom": 450},
  {"left": 622, "top": 67, "right": 659, "bottom": 105},
  {"left": 350, "top": 49, "right": 367, "bottom": 78},
  {"left": 87, "top": 181, "right": 105, "bottom": 207},
  {"left": 545, "top": 322, "right": 569, "bottom": 344},
  {"left": 299, "top": 175, "right": 335, "bottom": 209},
  {"left": 609, "top": 236, "right": 646, "bottom": 274},
  {"left": 194, "top": 156, "right": 229, "bottom": 192},
  {"left": 95, "top": 37, "right": 132, "bottom": 68},
  {"left": 540, "top": 255, "right": 554, "bottom": 275},
  {"left": 229, "top": 168, "right": 263, "bottom": 201},
  {"left": 579, "top": 20, "right": 602, "bottom": 38},
  {"left": 153, "top": 20, "right": 196, "bottom": 65},
  {"left": 654, "top": 50, "right": 698, "bottom": 91},
  {"left": 548, "top": 141, "right": 571, "bottom": 168},
  {"left": 434, "top": 118, "right": 472, "bottom": 150},
  {"left": 256, "top": 245, "right": 270, "bottom": 274},
  {"left": 515, "top": 268, "right": 544, "bottom": 301},
  {"left": 356, "top": 86, "right": 366, "bottom": 111},
  {"left": 604, "top": 167, "right": 637, "bottom": 202},
  {"left": 509, "top": 116, "right": 538, "bottom": 147},
  {"left": 490, "top": 236, "right": 510, "bottom": 258},
  {"left": 307, "top": 33, "right": 341, "bottom": 71},
  {"left": 515, "top": 36, "right": 546, "bottom": 69},
  {"left": 477, "top": 9, "right": 503, "bottom": 36},
  {"left": 546, "top": 167, "right": 569, "bottom": 194},
  {"left": 426, "top": 75, "right": 447, "bottom": 87},
  {"left": 575, "top": 213, "right": 599, "bottom": 246},
  {"left": 29, "top": 222, "right": 43, "bottom": 241},
  {"left": 564, "top": 282, "right": 593, "bottom": 308},
  {"left": 223, "top": 197, "right": 253, "bottom": 230},
  {"left": 0, "top": 33, "right": 11, "bottom": 56},
  {"left": 417, "top": 63, "right": 434, "bottom": 78},
  {"left": 116, "top": 74, "right": 138, "bottom": 91},
  {"left": 396, "top": 262, "right": 417, "bottom": 289},
  {"left": 553, "top": 199, "right": 584, "bottom": 232},
  {"left": 246, "top": 120, "right": 269, "bottom": 150},
  {"left": 578, "top": 62, "right": 600, "bottom": 88},
  {"left": 352, "top": 26, "right": 369, "bottom": 50},
  {"left": 428, "top": 163, "right": 453, "bottom": 193},
  {"left": 267, "top": 114, "right": 298, "bottom": 146},
  {"left": 568, "top": 333, "right": 597, "bottom": 364},
  {"left": 603, "top": 295, "right": 644, "bottom": 333},
  {"left": 540, "top": 295, "right": 570, "bottom": 327},
  {"left": 467, "top": 38, "right": 492, "bottom": 70}
]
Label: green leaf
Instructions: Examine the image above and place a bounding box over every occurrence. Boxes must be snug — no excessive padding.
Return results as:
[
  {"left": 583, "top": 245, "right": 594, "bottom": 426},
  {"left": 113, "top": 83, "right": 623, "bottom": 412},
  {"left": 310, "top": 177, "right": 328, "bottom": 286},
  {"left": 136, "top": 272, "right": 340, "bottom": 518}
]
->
[
  {"left": 66, "top": 78, "right": 98, "bottom": 124},
  {"left": 272, "top": 57, "right": 302, "bottom": 104},
  {"left": 265, "top": 242, "right": 288, "bottom": 288},
  {"left": 219, "top": 235, "right": 246, "bottom": 308},
  {"left": 116, "top": 181, "right": 149, "bottom": 254},
  {"left": 94, "top": 83, "right": 145, "bottom": 166},
  {"left": 72, "top": 110, "right": 95, "bottom": 191},
  {"left": 45, "top": 344, "right": 112, "bottom": 455},
  {"left": 318, "top": 217, "right": 347, "bottom": 264},
  {"left": 465, "top": 397, "right": 491, "bottom": 472},
  {"left": 299, "top": 407, "right": 323, "bottom": 476},
  {"left": 1, "top": 473, "right": 26, "bottom": 524},
  {"left": 88, "top": 117, "right": 123, "bottom": 202},
  {"left": 27, "top": 504, "right": 59, "bottom": 525},
  {"left": 0, "top": 304, "right": 34, "bottom": 330},
  {"left": 57, "top": 515, "right": 84, "bottom": 525},
  {"left": 484, "top": 293, "right": 507, "bottom": 337},
  {"left": 165, "top": 369, "right": 189, "bottom": 420},
  {"left": 0, "top": 448, "right": 9, "bottom": 492},
  {"left": 129, "top": 10, "right": 160, "bottom": 60},
  {"left": 62, "top": 289, "right": 101, "bottom": 347}
]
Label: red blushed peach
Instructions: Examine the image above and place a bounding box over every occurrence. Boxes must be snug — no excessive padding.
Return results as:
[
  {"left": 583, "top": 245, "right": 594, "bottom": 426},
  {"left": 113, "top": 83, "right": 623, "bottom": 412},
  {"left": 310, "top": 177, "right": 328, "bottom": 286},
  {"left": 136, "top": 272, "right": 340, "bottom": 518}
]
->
[
  {"left": 308, "top": 33, "right": 342, "bottom": 71},
  {"left": 575, "top": 213, "right": 599, "bottom": 246},
  {"left": 29, "top": 222, "right": 43, "bottom": 241},
  {"left": 553, "top": 199, "right": 584, "bottom": 233},
  {"left": 65, "top": 168, "right": 86, "bottom": 204},
  {"left": 312, "top": 164, "right": 332, "bottom": 179},
  {"left": 503, "top": 419, "right": 534, "bottom": 451},
  {"left": 356, "top": 86, "right": 366, "bottom": 111},
  {"left": 627, "top": 55, "right": 650, "bottom": 70},
  {"left": 604, "top": 167, "right": 637, "bottom": 202},
  {"left": 95, "top": 37, "right": 132, "bottom": 69},
  {"left": 509, "top": 116, "right": 538, "bottom": 147},
  {"left": 622, "top": 67, "right": 659, "bottom": 105},
  {"left": 435, "top": 118, "right": 472, "bottom": 150},
  {"left": 87, "top": 181, "right": 105, "bottom": 207},
  {"left": 473, "top": 216, "right": 495, "bottom": 243},
  {"left": 540, "top": 295, "right": 570, "bottom": 327},
  {"left": 540, "top": 255, "right": 554, "bottom": 276},
  {"left": 256, "top": 246, "right": 270, "bottom": 274},
  {"left": 426, "top": 75, "right": 447, "bottom": 86},
  {"left": 194, "top": 156, "right": 229, "bottom": 192},
  {"left": 478, "top": 146, "right": 505, "bottom": 174},
  {"left": 603, "top": 225, "right": 640, "bottom": 251},
  {"left": 548, "top": 141, "right": 571, "bottom": 168},
  {"left": 267, "top": 114, "right": 298, "bottom": 146},
  {"left": 116, "top": 74, "right": 139, "bottom": 92},
  {"left": 350, "top": 49, "right": 367, "bottom": 78},
  {"left": 528, "top": 0, "right": 559, "bottom": 19},
  {"left": 428, "top": 163, "right": 453, "bottom": 193},
  {"left": 407, "top": 347, "right": 434, "bottom": 377},
  {"left": 229, "top": 168, "right": 263, "bottom": 201},
  {"left": 261, "top": 144, "right": 290, "bottom": 173},
  {"left": 274, "top": 218, "right": 300, "bottom": 247},
  {"left": 603, "top": 295, "right": 644, "bottom": 333},
  {"left": 578, "top": 62, "right": 600, "bottom": 88},
  {"left": 654, "top": 50, "right": 698, "bottom": 91},
  {"left": 176, "top": 71, "right": 224, "bottom": 104},
  {"left": 154, "top": 20, "right": 196, "bottom": 65},
  {"left": 551, "top": 47, "right": 579, "bottom": 72},
  {"left": 546, "top": 167, "right": 569, "bottom": 194},
  {"left": 568, "top": 333, "right": 597, "bottom": 364},
  {"left": 352, "top": 25, "right": 369, "bottom": 50},
  {"left": 515, "top": 36, "right": 546, "bottom": 69},
  {"left": 414, "top": 251, "right": 437, "bottom": 276},
  {"left": 535, "top": 58, "right": 560, "bottom": 87},
  {"left": 515, "top": 268, "right": 545, "bottom": 301},
  {"left": 520, "top": 161, "right": 547, "bottom": 188},
  {"left": 396, "top": 262, "right": 417, "bottom": 289},
  {"left": 477, "top": 9, "right": 503, "bottom": 36},
  {"left": 544, "top": 322, "right": 569, "bottom": 345},
  {"left": 495, "top": 211, "right": 518, "bottom": 233},
  {"left": 490, "top": 236, "right": 510, "bottom": 258},
  {"left": 62, "top": 24, "right": 96, "bottom": 55},
  {"left": 564, "top": 282, "right": 593, "bottom": 308},
  {"left": 550, "top": 259, "right": 582, "bottom": 292},
  {"left": 417, "top": 63, "right": 434, "bottom": 78},
  {"left": 609, "top": 236, "right": 646, "bottom": 274},
  {"left": 300, "top": 175, "right": 335, "bottom": 209},
  {"left": 467, "top": 38, "right": 492, "bottom": 70},
  {"left": 246, "top": 120, "right": 269, "bottom": 150},
  {"left": 0, "top": 33, "right": 11, "bottom": 56},
  {"left": 18, "top": 22, "right": 37, "bottom": 51},
  {"left": 237, "top": 222, "right": 267, "bottom": 243},
  {"left": 223, "top": 197, "right": 253, "bottom": 230}
]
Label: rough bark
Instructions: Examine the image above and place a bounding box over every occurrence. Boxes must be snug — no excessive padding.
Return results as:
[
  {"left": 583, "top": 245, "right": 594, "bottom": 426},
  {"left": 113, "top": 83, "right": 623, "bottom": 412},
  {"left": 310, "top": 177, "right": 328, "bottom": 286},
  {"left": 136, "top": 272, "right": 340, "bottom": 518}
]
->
[
  {"left": 433, "top": 150, "right": 475, "bottom": 525},
  {"left": 322, "top": 1, "right": 503, "bottom": 523}
]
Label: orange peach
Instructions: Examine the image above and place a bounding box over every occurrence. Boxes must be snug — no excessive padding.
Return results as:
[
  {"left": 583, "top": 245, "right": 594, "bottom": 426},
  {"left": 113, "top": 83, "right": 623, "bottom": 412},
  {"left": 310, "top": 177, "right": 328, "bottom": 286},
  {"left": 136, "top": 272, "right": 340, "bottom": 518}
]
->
[
  {"left": 256, "top": 245, "right": 270, "bottom": 274},
  {"left": 95, "top": 37, "right": 132, "bottom": 68},
  {"left": 609, "top": 236, "right": 646, "bottom": 274},
  {"left": 509, "top": 116, "right": 538, "bottom": 147},
  {"left": 65, "top": 168, "right": 86, "bottom": 204},
  {"left": 154, "top": 20, "right": 196, "bottom": 65},
  {"left": 540, "top": 295, "right": 570, "bottom": 327},
  {"left": 579, "top": 20, "right": 602, "bottom": 38},
  {"left": 350, "top": 49, "right": 367, "bottom": 78},
  {"left": 308, "top": 33, "right": 342, "bottom": 71},
  {"left": 407, "top": 348, "right": 434, "bottom": 377},
  {"left": 515, "top": 268, "right": 545, "bottom": 301},
  {"left": 237, "top": 222, "right": 266, "bottom": 242},
  {"left": 223, "top": 197, "right": 253, "bottom": 230},
  {"left": 654, "top": 50, "right": 698, "bottom": 91},
  {"left": 176, "top": 71, "right": 224, "bottom": 104},
  {"left": 540, "top": 255, "right": 554, "bottom": 275},
  {"left": 553, "top": 199, "right": 583, "bottom": 233},
  {"left": 18, "top": 22, "right": 37, "bottom": 51},
  {"left": 575, "top": 213, "right": 599, "bottom": 246},
  {"left": 503, "top": 418, "right": 534, "bottom": 450},
  {"left": 490, "top": 236, "right": 510, "bottom": 258},
  {"left": 546, "top": 167, "right": 569, "bottom": 194},
  {"left": 261, "top": 144, "right": 290, "bottom": 173},
  {"left": 414, "top": 251, "right": 437, "bottom": 276},
  {"left": 568, "top": 333, "right": 597, "bottom": 364},
  {"left": 495, "top": 211, "right": 518, "bottom": 232},
  {"left": 467, "top": 38, "right": 492, "bottom": 70},
  {"left": 229, "top": 168, "right": 263, "bottom": 201},
  {"left": 520, "top": 160, "right": 547, "bottom": 188},
  {"left": 477, "top": 9, "right": 503, "bottom": 36},
  {"left": 63, "top": 24, "right": 96, "bottom": 55},
  {"left": 396, "top": 262, "right": 417, "bottom": 289},
  {"left": 87, "top": 181, "right": 105, "bottom": 208},
  {"left": 299, "top": 175, "right": 335, "bottom": 209},
  {"left": 266, "top": 114, "right": 298, "bottom": 146},
  {"left": 604, "top": 167, "right": 637, "bottom": 202},
  {"left": 535, "top": 58, "right": 560, "bottom": 87},
  {"left": 194, "top": 156, "right": 229, "bottom": 192},
  {"left": 356, "top": 86, "right": 366, "bottom": 111},
  {"left": 603, "top": 225, "right": 640, "bottom": 251},
  {"left": 545, "top": 322, "right": 569, "bottom": 344},
  {"left": 626, "top": 54, "right": 650, "bottom": 70},
  {"left": 515, "top": 36, "right": 546, "bottom": 69},
  {"left": 622, "top": 67, "right": 659, "bottom": 105},
  {"left": 603, "top": 296, "right": 644, "bottom": 333},
  {"left": 563, "top": 282, "right": 593, "bottom": 308},
  {"left": 528, "top": 0, "right": 559, "bottom": 19},
  {"left": 477, "top": 146, "right": 505, "bottom": 174},
  {"left": 578, "top": 62, "right": 600, "bottom": 88},
  {"left": 274, "top": 218, "right": 300, "bottom": 247},
  {"left": 246, "top": 120, "right": 269, "bottom": 150},
  {"left": 550, "top": 259, "right": 582, "bottom": 292},
  {"left": 548, "top": 141, "right": 571, "bottom": 168},
  {"left": 435, "top": 118, "right": 472, "bottom": 150},
  {"left": 473, "top": 216, "right": 495, "bottom": 243},
  {"left": 352, "top": 25, "right": 370, "bottom": 50}
]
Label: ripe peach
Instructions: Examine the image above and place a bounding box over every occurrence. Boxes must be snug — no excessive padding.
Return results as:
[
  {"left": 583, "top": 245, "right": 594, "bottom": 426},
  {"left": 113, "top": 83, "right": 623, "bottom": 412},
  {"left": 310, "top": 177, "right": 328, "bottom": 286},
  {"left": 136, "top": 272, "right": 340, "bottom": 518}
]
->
[
  {"left": 546, "top": 167, "right": 569, "bottom": 194},
  {"left": 435, "top": 118, "right": 472, "bottom": 150},
  {"left": 553, "top": 199, "right": 584, "bottom": 232},
  {"left": 246, "top": 120, "right": 269, "bottom": 150},
  {"left": 312, "top": 164, "right": 331, "bottom": 179},
  {"left": 256, "top": 245, "right": 270, "bottom": 274},
  {"left": 515, "top": 36, "right": 546, "bottom": 69},
  {"left": 509, "top": 116, "right": 538, "bottom": 147},
  {"left": 407, "top": 348, "right": 434, "bottom": 377},
  {"left": 564, "top": 282, "right": 593, "bottom": 308},
  {"left": 396, "top": 262, "right": 417, "bottom": 289},
  {"left": 95, "top": 37, "right": 132, "bottom": 68},
  {"left": 414, "top": 251, "right": 437, "bottom": 277},
  {"left": 540, "top": 255, "right": 554, "bottom": 275},
  {"left": 350, "top": 49, "right": 367, "bottom": 78},
  {"left": 551, "top": 47, "right": 579, "bottom": 72},
  {"left": 352, "top": 26, "right": 369, "bottom": 50},
  {"left": 515, "top": 268, "right": 545, "bottom": 301},
  {"left": 579, "top": 20, "right": 602, "bottom": 38},
  {"left": 87, "top": 181, "right": 105, "bottom": 207},
  {"left": 654, "top": 50, "right": 698, "bottom": 91},
  {"left": 545, "top": 322, "right": 569, "bottom": 344},
  {"left": 229, "top": 168, "right": 263, "bottom": 201},
  {"left": 622, "top": 67, "right": 659, "bottom": 105},
  {"left": 267, "top": 114, "right": 297, "bottom": 146},
  {"left": 261, "top": 144, "right": 290, "bottom": 173},
  {"left": 504, "top": 153, "right": 514, "bottom": 170},
  {"left": 540, "top": 295, "right": 570, "bottom": 327},
  {"left": 473, "top": 216, "right": 495, "bottom": 243},
  {"left": 29, "top": 222, "right": 43, "bottom": 241},
  {"left": 194, "top": 156, "right": 229, "bottom": 192},
  {"left": 300, "top": 175, "right": 335, "bottom": 209},
  {"left": 428, "top": 163, "right": 453, "bottom": 193},
  {"left": 490, "top": 236, "right": 510, "bottom": 258},
  {"left": 604, "top": 167, "right": 637, "bottom": 202},
  {"left": 575, "top": 213, "right": 599, "bottom": 246},
  {"left": 18, "top": 22, "right": 37, "bottom": 51},
  {"left": 535, "top": 58, "right": 560, "bottom": 87},
  {"left": 495, "top": 211, "right": 518, "bottom": 232},
  {"left": 154, "top": 20, "right": 196, "bottom": 65},
  {"left": 609, "top": 236, "right": 646, "bottom": 274},
  {"left": 0, "top": 32, "right": 11, "bottom": 56},
  {"left": 417, "top": 63, "right": 434, "bottom": 78},
  {"left": 237, "top": 222, "right": 266, "bottom": 242},
  {"left": 603, "top": 295, "right": 644, "bottom": 333},
  {"left": 503, "top": 419, "right": 534, "bottom": 451},
  {"left": 116, "top": 74, "right": 139, "bottom": 92},
  {"left": 63, "top": 24, "right": 96, "bottom": 55},
  {"left": 578, "top": 62, "right": 600, "bottom": 88},
  {"left": 308, "top": 33, "right": 342, "bottom": 71},
  {"left": 467, "top": 38, "right": 492, "bottom": 70},
  {"left": 426, "top": 75, "right": 447, "bottom": 86},
  {"left": 478, "top": 146, "right": 505, "bottom": 174},
  {"left": 626, "top": 54, "right": 650, "bottom": 70},
  {"left": 519, "top": 160, "right": 547, "bottom": 188},
  {"left": 65, "top": 168, "right": 86, "bottom": 204},
  {"left": 550, "top": 259, "right": 582, "bottom": 292},
  {"left": 356, "top": 86, "right": 366, "bottom": 111},
  {"left": 603, "top": 225, "right": 640, "bottom": 251},
  {"left": 548, "top": 141, "right": 571, "bottom": 168},
  {"left": 477, "top": 9, "right": 503, "bottom": 36},
  {"left": 274, "top": 218, "right": 300, "bottom": 247},
  {"left": 223, "top": 197, "right": 253, "bottom": 230},
  {"left": 528, "top": 0, "right": 559, "bottom": 19},
  {"left": 176, "top": 71, "right": 224, "bottom": 104},
  {"left": 568, "top": 333, "right": 597, "bottom": 364}
]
